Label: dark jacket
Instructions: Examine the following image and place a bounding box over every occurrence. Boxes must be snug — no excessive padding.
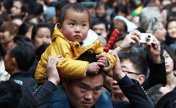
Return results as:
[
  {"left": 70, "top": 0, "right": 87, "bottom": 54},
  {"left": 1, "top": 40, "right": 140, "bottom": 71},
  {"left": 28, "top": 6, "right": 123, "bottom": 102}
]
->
[
  {"left": 155, "top": 86, "right": 176, "bottom": 108},
  {"left": 9, "top": 71, "right": 37, "bottom": 93},
  {"left": 34, "top": 81, "right": 57, "bottom": 108},
  {"left": 112, "top": 75, "right": 155, "bottom": 108},
  {"left": 142, "top": 55, "right": 166, "bottom": 90}
]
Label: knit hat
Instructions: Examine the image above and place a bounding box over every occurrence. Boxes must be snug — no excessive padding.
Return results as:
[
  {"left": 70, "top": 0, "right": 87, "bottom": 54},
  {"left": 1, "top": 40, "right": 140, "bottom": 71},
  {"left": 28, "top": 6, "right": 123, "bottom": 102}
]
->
[{"left": 44, "top": 7, "right": 56, "bottom": 21}]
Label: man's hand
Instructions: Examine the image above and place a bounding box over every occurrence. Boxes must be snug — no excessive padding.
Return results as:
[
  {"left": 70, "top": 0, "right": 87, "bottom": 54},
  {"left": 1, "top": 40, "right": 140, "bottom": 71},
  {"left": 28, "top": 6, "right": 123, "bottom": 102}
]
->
[
  {"left": 146, "top": 36, "right": 161, "bottom": 63},
  {"left": 47, "top": 55, "right": 64, "bottom": 85},
  {"left": 114, "top": 30, "right": 141, "bottom": 53},
  {"left": 106, "top": 50, "right": 125, "bottom": 81}
]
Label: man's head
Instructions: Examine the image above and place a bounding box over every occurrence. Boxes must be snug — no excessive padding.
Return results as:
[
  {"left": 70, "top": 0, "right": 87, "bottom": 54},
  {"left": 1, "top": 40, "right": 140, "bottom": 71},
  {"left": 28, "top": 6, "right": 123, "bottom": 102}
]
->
[
  {"left": 4, "top": 36, "right": 35, "bottom": 74},
  {"left": 57, "top": 3, "right": 91, "bottom": 42},
  {"left": 91, "top": 18, "right": 108, "bottom": 39},
  {"left": 110, "top": 52, "right": 147, "bottom": 95},
  {"left": 10, "top": 0, "right": 27, "bottom": 18},
  {"left": 118, "top": 52, "right": 148, "bottom": 83},
  {"left": 62, "top": 51, "right": 106, "bottom": 108}
]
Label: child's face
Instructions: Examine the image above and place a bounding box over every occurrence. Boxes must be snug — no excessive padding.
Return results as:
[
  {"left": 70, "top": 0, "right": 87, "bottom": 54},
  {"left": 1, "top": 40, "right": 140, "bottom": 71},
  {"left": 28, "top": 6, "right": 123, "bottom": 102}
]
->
[{"left": 59, "top": 9, "right": 90, "bottom": 42}]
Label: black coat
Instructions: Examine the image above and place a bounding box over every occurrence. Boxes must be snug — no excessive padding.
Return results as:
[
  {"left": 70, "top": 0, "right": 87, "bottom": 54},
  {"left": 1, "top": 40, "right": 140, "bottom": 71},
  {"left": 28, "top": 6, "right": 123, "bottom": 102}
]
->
[
  {"left": 112, "top": 75, "right": 155, "bottom": 108},
  {"left": 9, "top": 71, "right": 37, "bottom": 93}
]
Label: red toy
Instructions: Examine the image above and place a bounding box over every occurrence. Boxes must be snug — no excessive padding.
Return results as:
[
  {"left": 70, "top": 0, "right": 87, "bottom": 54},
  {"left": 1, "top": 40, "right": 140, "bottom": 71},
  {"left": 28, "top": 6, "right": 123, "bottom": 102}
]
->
[{"left": 104, "top": 29, "right": 120, "bottom": 52}]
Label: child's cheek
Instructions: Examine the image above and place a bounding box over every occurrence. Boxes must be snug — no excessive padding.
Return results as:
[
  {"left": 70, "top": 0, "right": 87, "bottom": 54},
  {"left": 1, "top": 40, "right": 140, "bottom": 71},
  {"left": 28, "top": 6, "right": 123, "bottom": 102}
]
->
[
  {"left": 82, "top": 30, "right": 88, "bottom": 40},
  {"left": 64, "top": 30, "right": 73, "bottom": 40}
]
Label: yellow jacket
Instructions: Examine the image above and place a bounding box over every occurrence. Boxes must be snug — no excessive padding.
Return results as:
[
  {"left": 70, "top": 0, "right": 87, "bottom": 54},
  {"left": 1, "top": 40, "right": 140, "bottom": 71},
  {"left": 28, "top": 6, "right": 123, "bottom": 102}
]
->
[{"left": 35, "top": 25, "right": 116, "bottom": 83}]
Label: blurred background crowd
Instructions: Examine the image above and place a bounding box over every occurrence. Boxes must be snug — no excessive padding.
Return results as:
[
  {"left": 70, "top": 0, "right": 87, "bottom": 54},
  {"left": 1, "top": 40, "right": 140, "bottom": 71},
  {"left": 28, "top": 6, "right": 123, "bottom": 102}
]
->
[{"left": 0, "top": 0, "right": 176, "bottom": 107}]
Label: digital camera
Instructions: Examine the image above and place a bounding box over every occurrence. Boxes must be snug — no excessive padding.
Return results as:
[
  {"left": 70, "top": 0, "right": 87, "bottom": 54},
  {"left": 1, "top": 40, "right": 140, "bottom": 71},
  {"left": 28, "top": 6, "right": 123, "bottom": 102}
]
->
[{"left": 139, "top": 33, "right": 153, "bottom": 43}]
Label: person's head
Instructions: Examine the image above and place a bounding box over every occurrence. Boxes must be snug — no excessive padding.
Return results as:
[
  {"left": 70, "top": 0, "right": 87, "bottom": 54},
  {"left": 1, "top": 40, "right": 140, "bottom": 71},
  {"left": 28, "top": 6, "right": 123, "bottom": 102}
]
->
[
  {"left": 4, "top": 35, "right": 35, "bottom": 74},
  {"left": 25, "top": 14, "right": 40, "bottom": 24},
  {"left": 161, "top": 0, "right": 172, "bottom": 7},
  {"left": 44, "top": 6, "right": 57, "bottom": 24},
  {"left": 50, "top": 0, "right": 69, "bottom": 22},
  {"left": 27, "top": 2, "right": 43, "bottom": 16},
  {"left": 62, "top": 51, "right": 106, "bottom": 108},
  {"left": 81, "top": 0, "right": 95, "bottom": 17},
  {"left": 110, "top": 52, "right": 147, "bottom": 95},
  {"left": 10, "top": 0, "right": 27, "bottom": 19},
  {"left": 166, "top": 19, "right": 176, "bottom": 39},
  {"left": 45, "top": 0, "right": 58, "bottom": 6},
  {"left": 109, "top": 19, "right": 127, "bottom": 35},
  {"left": 167, "top": 12, "right": 176, "bottom": 22},
  {"left": 161, "top": 44, "right": 176, "bottom": 74},
  {"left": 147, "top": 2, "right": 162, "bottom": 11},
  {"left": 115, "top": 3, "right": 129, "bottom": 17},
  {"left": 18, "top": 22, "right": 36, "bottom": 40},
  {"left": 0, "top": 21, "right": 19, "bottom": 46},
  {"left": 0, "top": 80, "right": 37, "bottom": 108},
  {"left": 95, "top": 1, "right": 106, "bottom": 18},
  {"left": 139, "top": 7, "right": 166, "bottom": 43},
  {"left": 91, "top": 18, "right": 108, "bottom": 39},
  {"left": 31, "top": 23, "right": 52, "bottom": 50},
  {"left": 118, "top": 52, "right": 147, "bottom": 83},
  {"left": 57, "top": 3, "right": 91, "bottom": 42}
]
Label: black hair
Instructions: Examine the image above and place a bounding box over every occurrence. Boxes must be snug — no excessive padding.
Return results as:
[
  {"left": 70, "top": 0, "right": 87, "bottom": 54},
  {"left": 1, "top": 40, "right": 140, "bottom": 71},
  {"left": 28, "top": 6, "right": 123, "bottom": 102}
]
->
[
  {"left": 161, "top": 43, "right": 176, "bottom": 70},
  {"left": 36, "top": 43, "right": 50, "bottom": 61},
  {"left": 31, "top": 23, "right": 52, "bottom": 40},
  {"left": 118, "top": 52, "right": 148, "bottom": 76},
  {"left": 115, "top": 3, "right": 129, "bottom": 16},
  {"left": 78, "top": 51, "right": 106, "bottom": 80},
  {"left": 10, "top": 35, "right": 35, "bottom": 71},
  {"left": 90, "top": 18, "right": 108, "bottom": 32},
  {"left": 3, "top": 0, "right": 13, "bottom": 14},
  {"left": 14, "top": 0, "right": 28, "bottom": 14},
  {"left": 27, "top": 2, "right": 43, "bottom": 16},
  {"left": 0, "top": 43, "right": 6, "bottom": 58},
  {"left": 167, "top": 12, "right": 176, "bottom": 22},
  {"left": 58, "top": 2, "right": 91, "bottom": 26},
  {"left": 166, "top": 19, "right": 176, "bottom": 30},
  {"left": 0, "top": 80, "right": 37, "bottom": 108},
  {"left": 18, "top": 22, "right": 35, "bottom": 36}
]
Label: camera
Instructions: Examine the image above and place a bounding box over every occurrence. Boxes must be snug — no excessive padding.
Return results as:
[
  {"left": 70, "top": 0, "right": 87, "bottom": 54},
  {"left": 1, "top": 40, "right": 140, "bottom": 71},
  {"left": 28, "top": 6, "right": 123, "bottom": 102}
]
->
[{"left": 139, "top": 33, "right": 153, "bottom": 43}]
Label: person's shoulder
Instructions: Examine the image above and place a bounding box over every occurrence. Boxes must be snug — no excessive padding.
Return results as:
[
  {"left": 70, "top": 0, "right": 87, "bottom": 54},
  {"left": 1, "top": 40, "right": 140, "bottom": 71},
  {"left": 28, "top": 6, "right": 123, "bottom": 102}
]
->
[{"left": 155, "top": 86, "right": 176, "bottom": 108}]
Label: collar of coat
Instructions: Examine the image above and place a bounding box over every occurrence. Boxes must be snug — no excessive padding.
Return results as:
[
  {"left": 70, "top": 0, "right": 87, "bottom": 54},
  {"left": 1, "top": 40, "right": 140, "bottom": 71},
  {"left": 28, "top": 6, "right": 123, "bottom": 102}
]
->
[{"left": 52, "top": 24, "right": 98, "bottom": 48}]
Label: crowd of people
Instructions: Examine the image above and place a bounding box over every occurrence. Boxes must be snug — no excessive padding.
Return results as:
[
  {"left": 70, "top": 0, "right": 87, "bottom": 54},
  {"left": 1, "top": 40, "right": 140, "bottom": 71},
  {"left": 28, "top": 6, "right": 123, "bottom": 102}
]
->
[{"left": 0, "top": 0, "right": 176, "bottom": 108}]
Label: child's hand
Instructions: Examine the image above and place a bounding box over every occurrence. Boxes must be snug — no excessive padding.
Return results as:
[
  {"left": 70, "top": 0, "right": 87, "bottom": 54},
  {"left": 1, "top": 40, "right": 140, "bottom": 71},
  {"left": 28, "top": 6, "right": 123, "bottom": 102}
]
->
[
  {"left": 86, "top": 62, "right": 101, "bottom": 74},
  {"left": 96, "top": 54, "right": 108, "bottom": 67}
]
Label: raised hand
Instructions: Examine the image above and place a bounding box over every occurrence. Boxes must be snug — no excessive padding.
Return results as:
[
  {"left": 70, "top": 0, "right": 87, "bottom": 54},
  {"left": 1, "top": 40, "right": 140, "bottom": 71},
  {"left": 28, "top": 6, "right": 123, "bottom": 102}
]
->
[{"left": 47, "top": 55, "right": 64, "bottom": 85}]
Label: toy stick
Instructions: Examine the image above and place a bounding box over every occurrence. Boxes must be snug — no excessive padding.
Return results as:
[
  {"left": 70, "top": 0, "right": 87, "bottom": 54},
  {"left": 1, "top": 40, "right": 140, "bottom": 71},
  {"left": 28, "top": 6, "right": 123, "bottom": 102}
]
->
[{"left": 104, "top": 29, "right": 120, "bottom": 52}]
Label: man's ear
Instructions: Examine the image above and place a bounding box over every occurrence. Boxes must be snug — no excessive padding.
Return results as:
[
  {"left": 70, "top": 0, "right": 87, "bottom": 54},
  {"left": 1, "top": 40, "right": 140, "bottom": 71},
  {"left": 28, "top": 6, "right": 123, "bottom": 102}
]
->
[
  {"left": 57, "top": 23, "right": 62, "bottom": 30},
  {"left": 62, "top": 78, "right": 69, "bottom": 88},
  {"left": 12, "top": 57, "right": 17, "bottom": 65},
  {"left": 11, "top": 57, "right": 17, "bottom": 70},
  {"left": 137, "top": 74, "right": 146, "bottom": 85}
]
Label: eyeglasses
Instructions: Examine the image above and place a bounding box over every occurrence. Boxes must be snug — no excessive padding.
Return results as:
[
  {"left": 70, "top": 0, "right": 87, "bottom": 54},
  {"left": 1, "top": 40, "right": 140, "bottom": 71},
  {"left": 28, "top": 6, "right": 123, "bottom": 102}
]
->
[{"left": 122, "top": 70, "right": 142, "bottom": 75}]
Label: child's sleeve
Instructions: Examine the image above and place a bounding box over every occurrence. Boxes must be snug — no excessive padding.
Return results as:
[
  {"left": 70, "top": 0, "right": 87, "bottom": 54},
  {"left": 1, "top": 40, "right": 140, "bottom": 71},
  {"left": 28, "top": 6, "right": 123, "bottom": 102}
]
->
[{"left": 90, "top": 39, "right": 116, "bottom": 71}]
